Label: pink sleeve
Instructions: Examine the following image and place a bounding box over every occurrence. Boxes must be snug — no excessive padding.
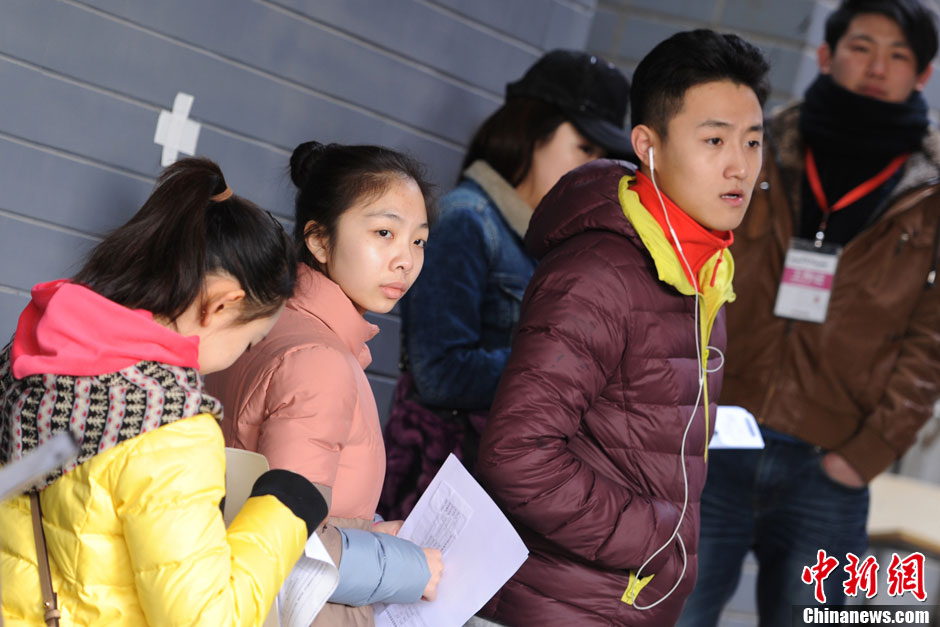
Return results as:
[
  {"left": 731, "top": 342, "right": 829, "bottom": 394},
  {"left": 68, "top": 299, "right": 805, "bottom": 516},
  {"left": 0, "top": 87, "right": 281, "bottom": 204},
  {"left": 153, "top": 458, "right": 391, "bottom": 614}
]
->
[{"left": 257, "top": 346, "right": 358, "bottom": 487}]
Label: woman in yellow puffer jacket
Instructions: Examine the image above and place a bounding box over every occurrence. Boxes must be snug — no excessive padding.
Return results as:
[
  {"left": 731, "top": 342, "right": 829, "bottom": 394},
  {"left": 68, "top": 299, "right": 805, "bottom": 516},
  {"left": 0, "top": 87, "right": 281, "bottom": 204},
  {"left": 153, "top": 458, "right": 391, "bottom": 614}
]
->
[{"left": 0, "top": 158, "right": 328, "bottom": 626}]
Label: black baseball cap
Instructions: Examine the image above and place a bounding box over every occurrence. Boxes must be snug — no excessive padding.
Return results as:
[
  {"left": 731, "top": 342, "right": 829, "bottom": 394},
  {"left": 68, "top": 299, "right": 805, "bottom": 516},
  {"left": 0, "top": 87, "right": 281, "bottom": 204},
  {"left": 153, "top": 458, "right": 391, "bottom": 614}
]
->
[{"left": 506, "top": 50, "right": 633, "bottom": 158}]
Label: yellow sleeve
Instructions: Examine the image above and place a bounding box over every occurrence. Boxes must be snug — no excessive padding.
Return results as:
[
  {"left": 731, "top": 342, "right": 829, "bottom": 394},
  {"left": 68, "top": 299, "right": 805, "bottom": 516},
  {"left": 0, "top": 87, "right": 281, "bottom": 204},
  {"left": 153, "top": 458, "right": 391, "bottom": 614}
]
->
[{"left": 113, "top": 414, "right": 307, "bottom": 626}]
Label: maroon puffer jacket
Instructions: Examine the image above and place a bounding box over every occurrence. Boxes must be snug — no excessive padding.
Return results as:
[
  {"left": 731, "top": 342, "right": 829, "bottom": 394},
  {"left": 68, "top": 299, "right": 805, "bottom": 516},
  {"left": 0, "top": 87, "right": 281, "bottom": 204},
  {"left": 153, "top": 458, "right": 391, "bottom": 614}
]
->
[{"left": 476, "top": 160, "right": 724, "bottom": 626}]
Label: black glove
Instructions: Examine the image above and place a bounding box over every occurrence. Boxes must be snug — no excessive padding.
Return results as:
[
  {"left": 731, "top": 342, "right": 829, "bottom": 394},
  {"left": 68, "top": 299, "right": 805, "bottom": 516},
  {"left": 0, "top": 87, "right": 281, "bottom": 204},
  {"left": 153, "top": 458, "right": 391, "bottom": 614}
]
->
[{"left": 250, "top": 469, "right": 328, "bottom": 537}]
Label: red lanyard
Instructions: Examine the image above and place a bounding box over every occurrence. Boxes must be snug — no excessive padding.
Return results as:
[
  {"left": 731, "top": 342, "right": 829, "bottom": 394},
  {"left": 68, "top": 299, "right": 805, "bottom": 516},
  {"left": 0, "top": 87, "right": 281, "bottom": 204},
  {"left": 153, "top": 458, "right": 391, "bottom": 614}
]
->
[{"left": 805, "top": 147, "right": 909, "bottom": 239}]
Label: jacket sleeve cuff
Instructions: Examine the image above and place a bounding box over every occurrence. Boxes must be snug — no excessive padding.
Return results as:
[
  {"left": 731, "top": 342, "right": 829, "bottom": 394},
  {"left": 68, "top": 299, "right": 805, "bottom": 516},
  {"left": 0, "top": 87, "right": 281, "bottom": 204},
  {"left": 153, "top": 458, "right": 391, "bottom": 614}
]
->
[
  {"left": 834, "top": 425, "right": 898, "bottom": 482},
  {"left": 330, "top": 528, "right": 430, "bottom": 605},
  {"left": 249, "top": 469, "right": 328, "bottom": 537}
]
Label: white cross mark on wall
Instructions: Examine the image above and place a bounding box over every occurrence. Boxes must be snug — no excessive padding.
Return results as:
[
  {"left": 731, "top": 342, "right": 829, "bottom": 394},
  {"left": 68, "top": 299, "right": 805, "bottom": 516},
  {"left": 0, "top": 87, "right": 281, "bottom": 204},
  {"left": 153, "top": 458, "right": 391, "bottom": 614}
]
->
[{"left": 153, "top": 92, "right": 201, "bottom": 166}]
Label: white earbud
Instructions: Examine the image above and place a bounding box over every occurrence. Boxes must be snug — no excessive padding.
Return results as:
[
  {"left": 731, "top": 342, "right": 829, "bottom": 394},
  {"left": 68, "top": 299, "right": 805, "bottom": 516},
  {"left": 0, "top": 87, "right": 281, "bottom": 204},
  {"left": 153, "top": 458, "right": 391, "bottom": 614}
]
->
[{"left": 648, "top": 146, "right": 655, "bottom": 172}]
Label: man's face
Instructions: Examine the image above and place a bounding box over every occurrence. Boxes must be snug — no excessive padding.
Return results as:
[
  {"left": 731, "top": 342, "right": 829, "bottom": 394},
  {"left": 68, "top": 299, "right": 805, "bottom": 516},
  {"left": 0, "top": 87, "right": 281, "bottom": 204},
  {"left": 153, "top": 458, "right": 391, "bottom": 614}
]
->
[
  {"left": 641, "top": 80, "right": 764, "bottom": 232},
  {"left": 819, "top": 12, "right": 932, "bottom": 103}
]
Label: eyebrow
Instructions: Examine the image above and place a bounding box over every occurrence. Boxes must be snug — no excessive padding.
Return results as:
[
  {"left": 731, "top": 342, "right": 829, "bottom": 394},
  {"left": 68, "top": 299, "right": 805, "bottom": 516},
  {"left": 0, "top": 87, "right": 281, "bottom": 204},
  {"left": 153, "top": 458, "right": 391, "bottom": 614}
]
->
[
  {"left": 847, "top": 33, "right": 911, "bottom": 49},
  {"left": 698, "top": 120, "right": 764, "bottom": 133},
  {"left": 363, "top": 209, "right": 429, "bottom": 229},
  {"left": 364, "top": 209, "right": 403, "bottom": 221}
]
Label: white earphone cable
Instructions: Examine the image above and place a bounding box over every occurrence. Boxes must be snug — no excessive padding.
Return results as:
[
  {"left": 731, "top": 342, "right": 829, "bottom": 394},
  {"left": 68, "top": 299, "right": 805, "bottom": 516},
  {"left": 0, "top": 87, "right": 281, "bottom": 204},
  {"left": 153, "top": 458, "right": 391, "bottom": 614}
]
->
[{"left": 629, "top": 149, "right": 709, "bottom": 610}]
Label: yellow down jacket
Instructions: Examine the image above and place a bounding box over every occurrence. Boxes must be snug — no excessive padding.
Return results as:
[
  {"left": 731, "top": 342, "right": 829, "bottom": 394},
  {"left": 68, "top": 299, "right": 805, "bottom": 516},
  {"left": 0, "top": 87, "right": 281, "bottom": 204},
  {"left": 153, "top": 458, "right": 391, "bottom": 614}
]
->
[{"left": 1, "top": 413, "right": 307, "bottom": 626}]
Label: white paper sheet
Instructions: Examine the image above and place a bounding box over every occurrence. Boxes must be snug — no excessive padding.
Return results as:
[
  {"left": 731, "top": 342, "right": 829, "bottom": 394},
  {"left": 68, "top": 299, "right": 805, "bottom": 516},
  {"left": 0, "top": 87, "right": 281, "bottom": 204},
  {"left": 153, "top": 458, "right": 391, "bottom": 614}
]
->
[
  {"left": 709, "top": 405, "right": 765, "bottom": 449},
  {"left": 374, "top": 454, "right": 528, "bottom": 627},
  {"left": 277, "top": 533, "right": 339, "bottom": 627}
]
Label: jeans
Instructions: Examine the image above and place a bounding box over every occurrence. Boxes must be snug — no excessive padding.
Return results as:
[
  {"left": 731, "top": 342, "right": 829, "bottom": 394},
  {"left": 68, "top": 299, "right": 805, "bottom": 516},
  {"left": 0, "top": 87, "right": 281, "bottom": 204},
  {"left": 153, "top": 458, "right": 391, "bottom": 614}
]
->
[{"left": 677, "top": 427, "right": 869, "bottom": 627}]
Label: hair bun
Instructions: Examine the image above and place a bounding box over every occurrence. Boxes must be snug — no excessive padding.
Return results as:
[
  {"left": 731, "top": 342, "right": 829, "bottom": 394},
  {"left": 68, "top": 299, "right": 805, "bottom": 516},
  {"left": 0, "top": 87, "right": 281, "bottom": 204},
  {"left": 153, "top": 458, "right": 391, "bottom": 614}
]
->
[{"left": 289, "top": 141, "right": 327, "bottom": 188}]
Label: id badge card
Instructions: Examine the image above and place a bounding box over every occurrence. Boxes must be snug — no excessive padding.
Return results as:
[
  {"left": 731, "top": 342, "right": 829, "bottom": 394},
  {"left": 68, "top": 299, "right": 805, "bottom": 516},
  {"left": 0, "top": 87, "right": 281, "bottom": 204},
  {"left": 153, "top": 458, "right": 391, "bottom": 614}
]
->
[{"left": 773, "top": 238, "right": 842, "bottom": 323}]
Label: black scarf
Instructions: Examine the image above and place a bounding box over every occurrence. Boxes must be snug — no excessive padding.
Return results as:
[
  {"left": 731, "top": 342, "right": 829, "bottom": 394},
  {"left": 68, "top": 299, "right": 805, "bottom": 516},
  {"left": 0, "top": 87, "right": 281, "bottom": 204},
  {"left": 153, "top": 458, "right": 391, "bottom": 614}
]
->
[{"left": 798, "top": 74, "right": 929, "bottom": 245}]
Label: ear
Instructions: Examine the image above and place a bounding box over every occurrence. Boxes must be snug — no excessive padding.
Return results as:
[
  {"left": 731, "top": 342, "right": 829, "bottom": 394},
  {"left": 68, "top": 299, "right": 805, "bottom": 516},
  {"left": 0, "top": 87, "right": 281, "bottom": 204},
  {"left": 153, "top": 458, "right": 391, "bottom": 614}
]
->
[
  {"left": 915, "top": 63, "right": 933, "bottom": 92},
  {"left": 304, "top": 220, "right": 330, "bottom": 266},
  {"left": 630, "top": 124, "right": 658, "bottom": 171},
  {"left": 817, "top": 43, "right": 833, "bottom": 74},
  {"left": 200, "top": 277, "right": 246, "bottom": 327}
]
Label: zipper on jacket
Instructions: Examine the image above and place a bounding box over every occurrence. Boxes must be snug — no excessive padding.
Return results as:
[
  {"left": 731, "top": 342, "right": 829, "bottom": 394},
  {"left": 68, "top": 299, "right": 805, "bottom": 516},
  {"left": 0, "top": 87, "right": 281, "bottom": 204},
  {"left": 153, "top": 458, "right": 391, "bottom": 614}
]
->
[
  {"left": 895, "top": 231, "right": 912, "bottom": 255},
  {"left": 757, "top": 319, "right": 794, "bottom": 423},
  {"left": 926, "top": 214, "right": 940, "bottom": 288}
]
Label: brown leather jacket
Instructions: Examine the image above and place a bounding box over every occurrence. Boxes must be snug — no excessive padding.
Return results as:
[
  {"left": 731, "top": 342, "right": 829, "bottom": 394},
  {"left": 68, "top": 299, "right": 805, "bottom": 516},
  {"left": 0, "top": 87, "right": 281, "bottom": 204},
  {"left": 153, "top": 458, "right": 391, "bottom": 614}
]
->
[{"left": 723, "top": 103, "right": 940, "bottom": 481}]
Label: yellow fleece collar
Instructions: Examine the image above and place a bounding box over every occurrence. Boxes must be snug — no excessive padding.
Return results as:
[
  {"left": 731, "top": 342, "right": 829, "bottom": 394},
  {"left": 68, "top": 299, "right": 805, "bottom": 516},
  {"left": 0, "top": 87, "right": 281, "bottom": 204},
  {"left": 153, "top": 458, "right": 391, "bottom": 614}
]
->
[
  {"left": 618, "top": 174, "right": 736, "bottom": 461},
  {"left": 618, "top": 175, "right": 736, "bottom": 305}
]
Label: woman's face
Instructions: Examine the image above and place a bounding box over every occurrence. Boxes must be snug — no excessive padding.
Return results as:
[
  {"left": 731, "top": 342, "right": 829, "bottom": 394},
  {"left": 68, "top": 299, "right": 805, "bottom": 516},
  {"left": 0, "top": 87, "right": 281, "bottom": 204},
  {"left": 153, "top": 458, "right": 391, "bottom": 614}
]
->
[
  {"left": 197, "top": 309, "right": 282, "bottom": 374},
  {"left": 169, "top": 273, "right": 284, "bottom": 375},
  {"left": 515, "top": 121, "right": 604, "bottom": 209},
  {"left": 308, "top": 176, "right": 429, "bottom": 314}
]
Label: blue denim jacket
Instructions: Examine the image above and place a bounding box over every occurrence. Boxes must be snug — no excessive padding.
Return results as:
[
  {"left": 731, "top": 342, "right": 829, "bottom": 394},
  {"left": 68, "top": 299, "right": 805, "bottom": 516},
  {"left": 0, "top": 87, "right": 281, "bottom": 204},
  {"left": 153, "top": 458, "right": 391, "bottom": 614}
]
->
[{"left": 402, "top": 160, "right": 537, "bottom": 410}]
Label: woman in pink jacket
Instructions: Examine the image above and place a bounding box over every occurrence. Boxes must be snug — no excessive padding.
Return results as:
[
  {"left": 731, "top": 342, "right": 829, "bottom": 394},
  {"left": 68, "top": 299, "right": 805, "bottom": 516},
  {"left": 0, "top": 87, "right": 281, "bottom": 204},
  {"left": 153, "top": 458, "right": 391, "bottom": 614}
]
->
[{"left": 207, "top": 141, "right": 442, "bottom": 627}]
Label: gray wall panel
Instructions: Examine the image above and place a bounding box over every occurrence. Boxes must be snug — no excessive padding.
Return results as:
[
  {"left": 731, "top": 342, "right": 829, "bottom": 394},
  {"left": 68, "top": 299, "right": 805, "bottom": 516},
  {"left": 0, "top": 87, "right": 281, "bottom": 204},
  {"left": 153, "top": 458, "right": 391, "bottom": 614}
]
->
[
  {"left": 719, "top": 0, "right": 824, "bottom": 45},
  {"left": 0, "top": 0, "right": 597, "bottom": 422},
  {"left": 0, "top": 291, "right": 30, "bottom": 345},
  {"left": 0, "top": 137, "right": 151, "bottom": 236},
  {"left": 429, "top": 0, "right": 596, "bottom": 49},
  {"left": 0, "top": 217, "right": 96, "bottom": 295},
  {"left": 368, "top": 375, "right": 397, "bottom": 429},
  {"left": 76, "top": 0, "right": 499, "bottom": 147},
  {"left": 268, "top": 0, "right": 539, "bottom": 95},
  {"left": 2, "top": 0, "right": 462, "bottom": 199},
  {"left": 621, "top": 0, "right": 716, "bottom": 21},
  {"left": 364, "top": 312, "right": 402, "bottom": 379},
  {"left": 545, "top": 2, "right": 596, "bottom": 50},
  {"left": 1, "top": 55, "right": 306, "bottom": 220},
  {"left": 0, "top": 57, "right": 159, "bottom": 176}
]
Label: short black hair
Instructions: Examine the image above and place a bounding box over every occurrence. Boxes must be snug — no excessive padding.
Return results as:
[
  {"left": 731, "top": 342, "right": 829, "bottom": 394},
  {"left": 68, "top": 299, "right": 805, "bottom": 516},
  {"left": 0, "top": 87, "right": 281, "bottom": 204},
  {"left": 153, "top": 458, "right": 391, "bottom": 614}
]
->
[
  {"left": 825, "top": 0, "right": 938, "bottom": 73},
  {"left": 630, "top": 29, "right": 770, "bottom": 136}
]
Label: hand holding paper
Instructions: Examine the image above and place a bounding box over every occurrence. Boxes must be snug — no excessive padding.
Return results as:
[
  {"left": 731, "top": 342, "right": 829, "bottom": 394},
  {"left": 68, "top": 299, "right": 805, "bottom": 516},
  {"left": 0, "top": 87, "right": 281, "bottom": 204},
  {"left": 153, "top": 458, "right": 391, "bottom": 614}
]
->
[{"left": 374, "top": 454, "right": 528, "bottom": 627}]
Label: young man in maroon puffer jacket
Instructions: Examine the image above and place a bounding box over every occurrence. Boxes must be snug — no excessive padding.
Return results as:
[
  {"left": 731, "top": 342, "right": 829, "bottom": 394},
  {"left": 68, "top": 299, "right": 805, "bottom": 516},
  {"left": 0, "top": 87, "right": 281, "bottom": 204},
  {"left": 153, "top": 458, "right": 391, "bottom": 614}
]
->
[{"left": 476, "top": 30, "right": 769, "bottom": 626}]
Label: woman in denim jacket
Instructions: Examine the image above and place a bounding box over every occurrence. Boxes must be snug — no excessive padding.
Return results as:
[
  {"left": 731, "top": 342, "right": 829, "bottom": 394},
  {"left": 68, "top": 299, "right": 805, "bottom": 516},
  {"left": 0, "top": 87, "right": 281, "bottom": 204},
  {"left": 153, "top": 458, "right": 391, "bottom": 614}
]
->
[{"left": 381, "top": 50, "right": 634, "bottom": 519}]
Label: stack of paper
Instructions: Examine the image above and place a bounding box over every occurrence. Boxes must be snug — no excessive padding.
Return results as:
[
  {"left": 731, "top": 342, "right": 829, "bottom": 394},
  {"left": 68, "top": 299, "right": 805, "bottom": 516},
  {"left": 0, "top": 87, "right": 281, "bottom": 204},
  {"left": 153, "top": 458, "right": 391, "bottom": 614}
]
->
[{"left": 374, "top": 454, "right": 529, "bottom": 627}]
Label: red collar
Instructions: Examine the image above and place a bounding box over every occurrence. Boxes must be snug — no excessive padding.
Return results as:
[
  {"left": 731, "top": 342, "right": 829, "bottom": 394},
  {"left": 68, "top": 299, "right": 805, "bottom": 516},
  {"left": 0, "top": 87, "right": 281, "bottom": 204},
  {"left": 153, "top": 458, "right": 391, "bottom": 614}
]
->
[{"left": 631, "top": 172, "right": 733, "bottom": 289}]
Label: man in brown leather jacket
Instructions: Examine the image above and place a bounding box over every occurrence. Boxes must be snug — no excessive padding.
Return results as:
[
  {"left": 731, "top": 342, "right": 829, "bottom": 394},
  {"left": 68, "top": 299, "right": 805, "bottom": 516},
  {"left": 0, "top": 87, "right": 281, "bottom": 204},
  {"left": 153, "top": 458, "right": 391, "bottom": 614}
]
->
[{"left": 679, "top": 2, "right": 940, "bottom": 625}]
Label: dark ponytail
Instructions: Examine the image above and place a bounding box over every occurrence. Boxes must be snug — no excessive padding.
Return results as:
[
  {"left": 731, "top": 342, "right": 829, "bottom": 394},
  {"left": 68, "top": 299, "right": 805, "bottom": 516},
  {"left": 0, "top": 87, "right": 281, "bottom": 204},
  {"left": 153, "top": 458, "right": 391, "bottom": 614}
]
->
[
  {"left": 289, "top": 141, "right": 435, "bottom": 272},
  {"left": 73, "top": 157, "right": 296, "bottom": 321}
]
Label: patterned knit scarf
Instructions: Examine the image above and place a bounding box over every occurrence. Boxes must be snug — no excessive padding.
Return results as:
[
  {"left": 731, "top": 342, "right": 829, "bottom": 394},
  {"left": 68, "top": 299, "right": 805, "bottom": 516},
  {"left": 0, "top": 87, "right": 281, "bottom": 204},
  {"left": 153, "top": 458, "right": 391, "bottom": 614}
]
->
[{"left": 0, "top": 342, "right": 223, "bottom": 490}]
